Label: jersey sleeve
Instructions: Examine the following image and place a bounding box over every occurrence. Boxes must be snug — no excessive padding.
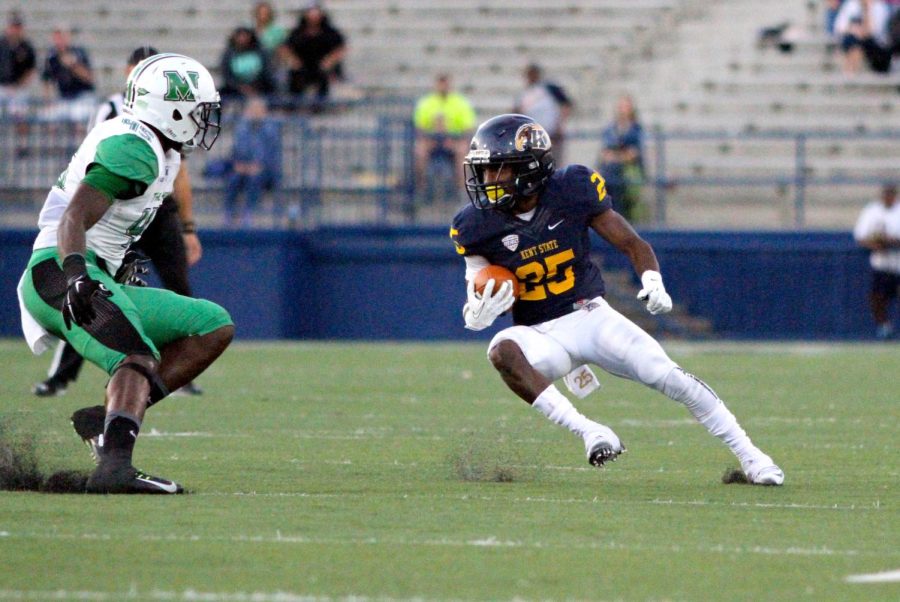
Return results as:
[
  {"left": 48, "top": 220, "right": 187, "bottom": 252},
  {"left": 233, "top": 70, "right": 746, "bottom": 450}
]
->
[
  {"left": 563, "top": 164, "right": 612, "bottom": 218},
  {"left": 92, "top": 133, "right": 159, "bottom": 191},
  {"left": 450, "top": 208, "right": 479, "bottom": 257}
]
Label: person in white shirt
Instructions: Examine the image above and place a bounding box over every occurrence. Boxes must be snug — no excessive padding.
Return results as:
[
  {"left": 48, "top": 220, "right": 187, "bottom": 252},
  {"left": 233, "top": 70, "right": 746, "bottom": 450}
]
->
[
  {"left": 833, "top": 0, "right": 893, "bottom": 74},
  {"left": 853, "top": 182, "right": 900, "bottom": 339}
]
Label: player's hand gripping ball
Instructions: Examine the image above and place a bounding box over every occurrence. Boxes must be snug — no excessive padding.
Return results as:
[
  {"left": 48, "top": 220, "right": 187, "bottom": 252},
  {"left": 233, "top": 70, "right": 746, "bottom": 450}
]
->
[{"left": 473, "top": 265, "right": 520, "bottom": 300}]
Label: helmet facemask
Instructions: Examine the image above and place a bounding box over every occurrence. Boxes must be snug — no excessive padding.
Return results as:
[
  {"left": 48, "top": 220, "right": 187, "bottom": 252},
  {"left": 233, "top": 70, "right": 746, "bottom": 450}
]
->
[
  {"left": 188, "top": 101, "right": 221, "bottom": 150},
  {"left": 465, "top": 157, "right": 542, "bottom": 210}
]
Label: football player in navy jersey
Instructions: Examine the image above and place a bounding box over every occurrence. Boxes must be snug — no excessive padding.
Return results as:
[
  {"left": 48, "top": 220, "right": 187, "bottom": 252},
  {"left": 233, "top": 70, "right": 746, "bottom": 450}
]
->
[{"left": 450, "top": 114, "right": 783, "bottom": 485}]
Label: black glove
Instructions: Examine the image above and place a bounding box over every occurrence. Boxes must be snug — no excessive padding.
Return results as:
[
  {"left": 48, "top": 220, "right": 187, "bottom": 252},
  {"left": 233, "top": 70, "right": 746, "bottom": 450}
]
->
[
  {"left": 114, "top": 249, "right": 150, "bottom": 287},
  {"left": 61, "top": 254, "right": 113, "bottom": 329}
]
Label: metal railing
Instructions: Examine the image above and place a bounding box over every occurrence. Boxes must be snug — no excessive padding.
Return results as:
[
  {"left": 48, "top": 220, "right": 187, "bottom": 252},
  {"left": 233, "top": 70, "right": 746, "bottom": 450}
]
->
[
  {"left": 643, "top": 129, "right": 900, "bottom": 228},
  {"left": 1, "top": 96, "right": 897, "bottom": 228}
]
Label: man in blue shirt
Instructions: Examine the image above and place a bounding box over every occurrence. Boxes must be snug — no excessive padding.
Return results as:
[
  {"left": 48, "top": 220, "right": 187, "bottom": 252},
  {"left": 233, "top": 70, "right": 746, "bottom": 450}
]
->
[{"left": 224, "top": 97, "right": 282, "bottom": 227}]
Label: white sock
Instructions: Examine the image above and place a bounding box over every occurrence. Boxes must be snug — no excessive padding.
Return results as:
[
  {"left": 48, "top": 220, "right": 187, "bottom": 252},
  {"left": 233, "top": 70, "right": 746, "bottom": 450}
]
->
[
  {"left": 532, "top": 384, "right": 595, "bottom": 439},
  {"left": 661, "top": 367, "right": 757, "bottom": 461}
]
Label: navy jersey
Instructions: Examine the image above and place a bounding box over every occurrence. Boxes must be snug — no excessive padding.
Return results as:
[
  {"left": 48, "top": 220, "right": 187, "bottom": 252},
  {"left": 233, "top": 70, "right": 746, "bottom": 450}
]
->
[{"left": 451, "top": 164, "right": 612, "bottom": 326}]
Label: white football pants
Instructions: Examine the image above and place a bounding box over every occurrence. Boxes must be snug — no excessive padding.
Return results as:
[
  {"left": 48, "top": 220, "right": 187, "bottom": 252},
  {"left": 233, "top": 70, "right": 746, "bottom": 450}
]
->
[
  {"left": 488, "top": 297, "right": 676, "bottom": 388},
  {"left": 488, "top": 296, "right": 759, "bottom": 463}
]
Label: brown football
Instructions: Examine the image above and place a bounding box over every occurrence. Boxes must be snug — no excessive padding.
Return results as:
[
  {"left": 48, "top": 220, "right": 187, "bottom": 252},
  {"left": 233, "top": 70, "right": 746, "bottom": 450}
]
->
[{"left": 473, "top": 265, "right": 520, "bottom": 299}]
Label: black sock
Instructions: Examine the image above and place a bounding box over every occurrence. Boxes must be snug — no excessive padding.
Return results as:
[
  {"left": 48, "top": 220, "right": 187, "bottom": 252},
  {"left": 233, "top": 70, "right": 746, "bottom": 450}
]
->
[{"left": 103, "top": 415, "right": 140, "bottom": 461}]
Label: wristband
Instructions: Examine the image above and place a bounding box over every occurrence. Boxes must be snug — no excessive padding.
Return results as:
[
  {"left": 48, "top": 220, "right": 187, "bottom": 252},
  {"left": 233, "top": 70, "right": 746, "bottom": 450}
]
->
[
  {"left": 182, "top": 220, "right": 196, "bottom": 234},
  {"left": 62, "top": 253, "right": 88, "bottom": 282}
]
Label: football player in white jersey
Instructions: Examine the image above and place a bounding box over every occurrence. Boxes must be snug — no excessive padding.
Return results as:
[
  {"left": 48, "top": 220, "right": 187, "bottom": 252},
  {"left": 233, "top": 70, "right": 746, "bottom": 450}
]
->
[
  {"left": 451, "top": 114, "right": 784, "bottom": 485},
  {"left": 33, "top": 46, "right": 206, "bottom": 398},
  {"left": 18, "top": 54, "right": 234, "bottom": 494}
]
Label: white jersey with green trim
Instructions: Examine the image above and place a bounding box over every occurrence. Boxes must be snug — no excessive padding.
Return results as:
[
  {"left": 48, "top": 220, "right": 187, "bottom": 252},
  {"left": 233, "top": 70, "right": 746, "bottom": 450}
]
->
[{"left": 33, "top": 115, "right": 181, "bottom": 274}]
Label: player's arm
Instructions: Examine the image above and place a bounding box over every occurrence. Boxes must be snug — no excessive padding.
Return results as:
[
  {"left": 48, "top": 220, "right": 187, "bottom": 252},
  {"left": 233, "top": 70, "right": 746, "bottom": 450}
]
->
[
  {"left": 460, "top": 255, "right": 514, "bottom": 331},
  {"left": 590, "top": 210, "right": 672, "bottom": 315},
  {"left": 450, "top": 225, "right": 513, "bottom": 330},
  {"left": 590, "top": 209, "right": 658, "bottom": 274},
  {"left": 57, "top": 170, "right": 127, "bottom": 328},
  {"left": 58, "top": 149, "right": 155, "bottom": 327},
  {"left": 57, "top": 182, "right": 113, "bottom": 259},
  {"left": 172, "top": 161, "right": 202, "bottom": 265}
]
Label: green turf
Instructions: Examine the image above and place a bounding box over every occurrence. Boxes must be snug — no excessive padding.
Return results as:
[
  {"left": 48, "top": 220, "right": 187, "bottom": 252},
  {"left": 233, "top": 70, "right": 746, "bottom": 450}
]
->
[{"left": 0, "top": 339, "right": 897, "bottom": 601}]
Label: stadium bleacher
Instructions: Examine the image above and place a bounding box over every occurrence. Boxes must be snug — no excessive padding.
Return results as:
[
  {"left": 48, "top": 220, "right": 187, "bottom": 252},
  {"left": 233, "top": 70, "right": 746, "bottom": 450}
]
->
[{"left": 4, "top": 0, "right": 898, "bottom": 228}]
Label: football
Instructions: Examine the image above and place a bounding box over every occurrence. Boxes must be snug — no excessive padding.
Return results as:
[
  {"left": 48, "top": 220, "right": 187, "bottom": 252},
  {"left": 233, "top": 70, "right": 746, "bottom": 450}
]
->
[{"left": 473, "top": 265, "right": 520, "bottom": 299}]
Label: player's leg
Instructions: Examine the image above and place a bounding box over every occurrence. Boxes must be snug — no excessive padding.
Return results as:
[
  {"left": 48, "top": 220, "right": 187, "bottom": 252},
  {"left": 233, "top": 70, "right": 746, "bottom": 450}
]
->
[
  {"left": 414, "top": 136, "right": 437, "bottom": 195},
  {"left": 120, "top": 285, "right": 233, "bottom": 396},
  {"left": 869, "top": 271, "right": 895, "bottom": 339},
  {"left": 571, "top": 298, "right": 783, "bottom": 485},
  {"left": 21, "top": 250, "right": 183, "bottom": 493},
  {"left": 224, "top": 173, "right": 247, "bottom": 227},
  {"left": 487, "top": 325, "right": 624, "bottom": 466},
  {"left": 132, "top": 200, "right": 206, "bottom": 396},
  {"left": 33, "top": 340, "right": 85, "bottom": 396}
]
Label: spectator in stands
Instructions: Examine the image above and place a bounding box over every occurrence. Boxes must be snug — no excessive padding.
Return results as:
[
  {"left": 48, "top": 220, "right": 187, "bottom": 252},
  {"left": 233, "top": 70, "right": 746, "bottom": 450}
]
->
[
  {"left": 253, "top": 1, "right": 289, "bottom": 94},
  {"left": 254, "top": 2, "right": 287, "bottom": 54},
  {"left": 413, "top": 73, "right": 477, "bottom": 200},
  {"left": 41, "top": 25, "right": 94, "bottom": 121},
  {"left": 598, "top": 95, "right": 645, "bottom": 222},
  {"left": 0, "top": 12, "right": 36, "bottom": 116},
  {"left": 224, "top": 97, "right": 282, "bottom": 228},
  {"left": 513, "top": 63, "right": 572, "bottom": 163},
  {"left": 825, "top": 1, "right": 847, "bottom": 39},
  {"left": 854, "top": 182, "right": 900, "bottom": 339},
  {"left": 282, "top": 2, "right": 347, "bottom": 106},
  {"left": 219, "top": 26, "right": 276, "bottom": 100},
  {"left": 834, "top": 0, "right": 893, "bottom": 74}
]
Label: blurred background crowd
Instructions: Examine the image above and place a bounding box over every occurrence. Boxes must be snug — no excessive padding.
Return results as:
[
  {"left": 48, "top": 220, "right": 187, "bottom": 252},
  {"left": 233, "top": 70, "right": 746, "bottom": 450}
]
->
[{"left": 0, "top": 0, "right": 898, "bottom": 230}]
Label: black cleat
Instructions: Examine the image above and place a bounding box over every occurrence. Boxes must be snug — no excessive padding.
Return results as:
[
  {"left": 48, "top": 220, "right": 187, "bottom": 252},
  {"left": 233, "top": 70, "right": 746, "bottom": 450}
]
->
[
  {"left": 33, "top": 378, "right": 68, "bottom": 397},
  {"left": 587, "top": 443, "right": 626, "bottom": 467},
  {"left": 71, "top": 405, "right": 105, "bottom": 464},
  {"left": 85, "top": 456, "right": 183, "bottom": 494},
  {"left": 584, "top": 426, "right": 626, "bottom": 468}
]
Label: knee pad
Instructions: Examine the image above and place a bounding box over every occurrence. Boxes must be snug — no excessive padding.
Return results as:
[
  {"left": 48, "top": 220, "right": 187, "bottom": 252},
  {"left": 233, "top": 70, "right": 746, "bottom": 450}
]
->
[{"left": 113, "top": 358, "right": 170, "bottom": 405}]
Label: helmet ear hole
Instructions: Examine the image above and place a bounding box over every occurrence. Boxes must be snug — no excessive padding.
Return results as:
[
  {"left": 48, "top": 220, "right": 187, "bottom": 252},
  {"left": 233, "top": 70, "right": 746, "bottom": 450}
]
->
[{"left": 172, "top": 110, "right": 183, "bottom": 121}]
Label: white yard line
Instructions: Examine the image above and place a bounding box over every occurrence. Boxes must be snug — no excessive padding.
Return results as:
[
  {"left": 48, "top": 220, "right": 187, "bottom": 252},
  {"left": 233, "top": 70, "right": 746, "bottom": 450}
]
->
[
  {"left": 845, "top": 569, "right": 900, "bottom": 583},
  {"left": 188, "top": 491, "right": 884, "bottom": 513},
  {"left": 0, "top": 529, "right": 883, "bottom": 559},
  {"left": 0, "top": 590, "right": 403, "bottom": 602}
]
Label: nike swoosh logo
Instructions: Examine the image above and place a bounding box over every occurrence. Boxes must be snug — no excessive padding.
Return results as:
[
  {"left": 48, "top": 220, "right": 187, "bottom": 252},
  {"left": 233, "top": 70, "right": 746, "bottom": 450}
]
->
[
  {"left": 548, "top": 219, "right": 564, "bottom": 230},
  {"left": 135, "top": 475, "right": 179, "bottom": 493}
]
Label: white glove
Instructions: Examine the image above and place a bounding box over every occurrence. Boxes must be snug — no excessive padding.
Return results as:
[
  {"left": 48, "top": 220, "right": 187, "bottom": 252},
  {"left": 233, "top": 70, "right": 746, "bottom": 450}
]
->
[
  {"left": 463, "top": 278, "right": 515, "bottom": 331},
  {"left": 637, "top": 270, "right": 673, "bottom": 315}
]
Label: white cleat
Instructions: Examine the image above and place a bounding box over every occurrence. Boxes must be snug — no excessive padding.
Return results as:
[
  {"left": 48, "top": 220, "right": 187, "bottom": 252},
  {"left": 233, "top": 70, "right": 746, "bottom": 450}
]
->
[
  {"left": 584, "top": 425, "right": 626, "bottom": 468},
  {"left": 742, "top": 454, "right": 785, "bottom": 486}
]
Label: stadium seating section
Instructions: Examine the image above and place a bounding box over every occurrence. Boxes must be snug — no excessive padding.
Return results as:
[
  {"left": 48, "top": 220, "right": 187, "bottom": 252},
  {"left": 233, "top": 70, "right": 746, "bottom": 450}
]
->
[{"left": 7, "top": 0, "right": 899, "bottom": 228}]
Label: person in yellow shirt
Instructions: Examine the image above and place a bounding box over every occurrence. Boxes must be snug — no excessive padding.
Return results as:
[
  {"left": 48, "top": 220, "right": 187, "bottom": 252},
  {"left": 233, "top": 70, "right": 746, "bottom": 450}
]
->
[{"left": 413, "top": 73, "right": 476, "bottom": 200}]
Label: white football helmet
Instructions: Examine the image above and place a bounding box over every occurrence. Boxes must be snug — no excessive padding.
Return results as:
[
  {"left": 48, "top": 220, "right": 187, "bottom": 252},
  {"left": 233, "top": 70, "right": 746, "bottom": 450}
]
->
[{"left": 123, "top": 53, "right": 221, "bottom": 149}]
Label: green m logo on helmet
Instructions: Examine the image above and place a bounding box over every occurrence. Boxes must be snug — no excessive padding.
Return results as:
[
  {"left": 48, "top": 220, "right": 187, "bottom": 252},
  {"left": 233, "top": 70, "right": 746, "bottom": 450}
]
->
[{"left": 163, "top": 70, "right": 201, "bottom": 101}]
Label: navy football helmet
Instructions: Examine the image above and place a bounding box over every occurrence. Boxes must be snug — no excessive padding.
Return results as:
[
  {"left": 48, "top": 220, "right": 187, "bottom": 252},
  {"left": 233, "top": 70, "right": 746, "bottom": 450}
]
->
[{"left": 463, "top": 113, "right": 555, "bottom": 210}]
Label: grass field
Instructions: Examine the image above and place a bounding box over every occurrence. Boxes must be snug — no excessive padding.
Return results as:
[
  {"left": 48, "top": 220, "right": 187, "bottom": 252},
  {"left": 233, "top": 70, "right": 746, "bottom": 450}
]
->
[{"left": 0, "top": 339, "right": 897, "bottom": 601}]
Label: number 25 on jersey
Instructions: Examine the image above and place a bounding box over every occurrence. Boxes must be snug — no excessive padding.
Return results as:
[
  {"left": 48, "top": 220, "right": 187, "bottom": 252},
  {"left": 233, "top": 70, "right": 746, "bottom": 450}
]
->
[{"left": 515, "top": 248, "right": 576, "bottom": 301}]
